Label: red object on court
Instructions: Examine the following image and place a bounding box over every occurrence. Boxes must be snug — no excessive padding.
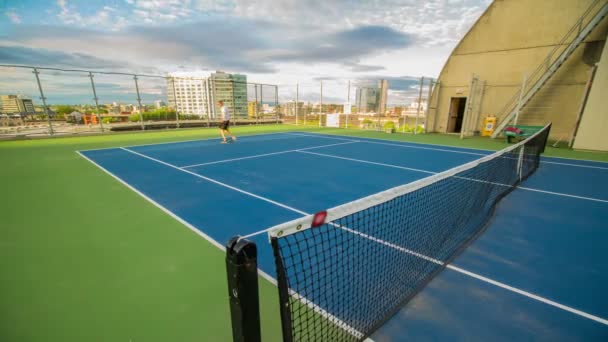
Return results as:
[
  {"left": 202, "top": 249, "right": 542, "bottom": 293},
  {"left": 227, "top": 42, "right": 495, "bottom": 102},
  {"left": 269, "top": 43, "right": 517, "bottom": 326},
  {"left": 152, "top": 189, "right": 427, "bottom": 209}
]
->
[
  {"left": 311, "top": 211, "right": 328, "bottom": 227},
  {"left": 505, "top": 126, "right": 522, "bottom": 134}
]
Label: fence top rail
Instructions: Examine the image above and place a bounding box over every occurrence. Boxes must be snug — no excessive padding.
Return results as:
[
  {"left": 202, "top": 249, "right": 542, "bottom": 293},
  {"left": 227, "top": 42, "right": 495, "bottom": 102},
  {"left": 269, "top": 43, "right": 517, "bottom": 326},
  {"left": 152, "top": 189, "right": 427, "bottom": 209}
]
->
[{"left": 0, "top": 64, "right": 277, "bottom": 86}]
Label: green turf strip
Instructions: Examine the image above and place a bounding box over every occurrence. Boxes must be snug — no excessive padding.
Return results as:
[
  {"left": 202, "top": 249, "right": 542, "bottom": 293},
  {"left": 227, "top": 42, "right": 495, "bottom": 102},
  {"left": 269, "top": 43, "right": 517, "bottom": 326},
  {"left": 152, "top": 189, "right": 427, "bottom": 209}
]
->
[{"left": 1, "top": 125, "right": 606, "bottom": 342}]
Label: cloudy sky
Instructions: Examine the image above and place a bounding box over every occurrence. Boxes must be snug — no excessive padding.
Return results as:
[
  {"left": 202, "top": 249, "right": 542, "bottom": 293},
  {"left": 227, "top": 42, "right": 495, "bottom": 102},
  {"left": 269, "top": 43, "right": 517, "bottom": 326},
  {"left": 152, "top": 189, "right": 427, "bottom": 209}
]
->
[{"left": 0, "top": 0, "right": 491, "bottom": 105}]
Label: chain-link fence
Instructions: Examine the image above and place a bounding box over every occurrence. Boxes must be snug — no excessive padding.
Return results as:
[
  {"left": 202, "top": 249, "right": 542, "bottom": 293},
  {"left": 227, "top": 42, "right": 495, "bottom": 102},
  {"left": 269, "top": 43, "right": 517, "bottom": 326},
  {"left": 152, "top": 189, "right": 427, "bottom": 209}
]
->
[
  {"left": 0, "top": 65, "right": 279, "bottom": 139},
  {"left": 278, "top": 77, "right": 435, "bottom": 134}
]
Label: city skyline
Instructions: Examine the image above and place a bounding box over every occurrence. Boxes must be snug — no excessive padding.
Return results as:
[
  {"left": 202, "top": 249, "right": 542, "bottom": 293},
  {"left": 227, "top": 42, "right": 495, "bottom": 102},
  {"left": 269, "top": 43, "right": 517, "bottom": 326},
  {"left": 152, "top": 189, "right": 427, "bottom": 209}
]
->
[{"left": 0, "top": 0, "right": 491, "bottom": 104}]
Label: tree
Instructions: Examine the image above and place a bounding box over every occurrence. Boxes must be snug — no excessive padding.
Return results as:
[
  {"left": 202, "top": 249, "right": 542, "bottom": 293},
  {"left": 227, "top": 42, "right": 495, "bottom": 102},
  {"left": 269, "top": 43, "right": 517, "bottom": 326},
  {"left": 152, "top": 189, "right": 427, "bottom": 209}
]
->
[{"left": 53, "top": 105, "right": 76, "bottom": 116}]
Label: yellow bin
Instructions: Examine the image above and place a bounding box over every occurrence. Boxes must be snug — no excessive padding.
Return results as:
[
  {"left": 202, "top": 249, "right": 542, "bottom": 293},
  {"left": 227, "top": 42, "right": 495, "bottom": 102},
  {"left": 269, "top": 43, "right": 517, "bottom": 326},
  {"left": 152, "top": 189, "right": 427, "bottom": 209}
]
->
[{"left": 482, "top": 116, "right": 496, "bottom": 137}]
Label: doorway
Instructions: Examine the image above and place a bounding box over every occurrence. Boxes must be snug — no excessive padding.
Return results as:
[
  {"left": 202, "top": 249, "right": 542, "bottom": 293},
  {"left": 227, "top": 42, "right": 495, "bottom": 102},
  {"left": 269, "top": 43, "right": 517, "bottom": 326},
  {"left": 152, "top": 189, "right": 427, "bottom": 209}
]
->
[{"left": 447, "top": 97, "right": 467, "bottom": 133}]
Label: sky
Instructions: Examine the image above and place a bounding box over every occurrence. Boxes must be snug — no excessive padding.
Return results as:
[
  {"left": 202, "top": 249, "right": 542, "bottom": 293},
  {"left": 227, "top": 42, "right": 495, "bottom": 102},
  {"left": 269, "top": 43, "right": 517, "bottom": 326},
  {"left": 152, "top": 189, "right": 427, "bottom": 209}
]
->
[{"left": 0, "top": 0, "right": 491, "bottom": 105}]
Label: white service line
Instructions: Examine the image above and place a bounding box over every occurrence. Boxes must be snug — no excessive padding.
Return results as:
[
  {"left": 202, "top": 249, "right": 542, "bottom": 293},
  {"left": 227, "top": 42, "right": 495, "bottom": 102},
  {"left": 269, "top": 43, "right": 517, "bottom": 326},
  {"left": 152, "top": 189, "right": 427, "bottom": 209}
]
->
[
  {"left": 298, "top": 150, "right": 435, "bottom": 175},
  {"left": 540, "top": 160, "right": 608, "bottom": 170},
  {"left": 288, "top": 132, "right": 608, "bottom": 169},
  {"left": 90, "top": 148, "right": 608, "bottom": 328},
  {"left": 299, "top": 150, "right": 608, "bottom": 203},
  {"left": 180, "top": 140, "right": 359, "bottom": 168},
  {"left": 447, "top": 265, "right": 608, "bottom": 326},
  {"left": 360, "top": 140, "right": 487, "bottom": 156},
  {"left": 287, "top": 132, "right": 356, "bottom": 141},
  {"left": 332, "top": 222, "right": 608, "bottom": 326}
]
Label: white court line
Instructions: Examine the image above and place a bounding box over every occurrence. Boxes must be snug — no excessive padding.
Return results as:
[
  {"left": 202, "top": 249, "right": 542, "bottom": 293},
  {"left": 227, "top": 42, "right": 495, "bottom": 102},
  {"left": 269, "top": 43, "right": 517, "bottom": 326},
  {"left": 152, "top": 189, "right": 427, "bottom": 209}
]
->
[
  {"left": 540, "top": 160, "right": 608, "bottom": 170},
  {"left": 76, "top": 151, "right": 279, "bottom": 289},
  {"left": 288, "top": 132, "right": 608, "bottom": 169},
  {"left": 298, "top": 150, "right": 608, "bottom": 203},
  {"left": 113, "top": 147, "right": 369, "bottom": 340},
  {"left": 110, "top": 147, "right": 607, "bottom": 327},
  {"left": 180, "top": 140, "right": 359, "bottom": 168},
  {"left": 333, "top": 223, "right": 608, "bottom": 326},
  {"left": 79, "top": 132, "right": 292, "bottom": 152},
  {"left": 297, "top": 150, "right": 435, "bottom": 175},
  {"left": 120, "top": 147, "right": 309, "bottom": 216}
]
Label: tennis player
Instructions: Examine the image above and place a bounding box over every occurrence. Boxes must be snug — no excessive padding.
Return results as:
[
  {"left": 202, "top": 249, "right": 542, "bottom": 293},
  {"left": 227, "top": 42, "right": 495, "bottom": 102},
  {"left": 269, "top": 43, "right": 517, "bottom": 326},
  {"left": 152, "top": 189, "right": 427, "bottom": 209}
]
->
[{"left": 218, "top": 100, "right": 236, "bottom": 144}]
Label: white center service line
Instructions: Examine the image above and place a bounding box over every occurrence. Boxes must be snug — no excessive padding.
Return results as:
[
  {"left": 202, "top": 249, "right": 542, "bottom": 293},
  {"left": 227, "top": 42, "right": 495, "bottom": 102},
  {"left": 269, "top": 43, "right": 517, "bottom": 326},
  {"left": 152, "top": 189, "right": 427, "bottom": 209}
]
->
[
  {"left": 180, "top": 140, "right": 359, "bottom": 168},
  {"left": 120, "top": 147, "right": 309, "bottom": 216},
  {"left": 114, "top": 147, "right": 607, "bottom": 327}
]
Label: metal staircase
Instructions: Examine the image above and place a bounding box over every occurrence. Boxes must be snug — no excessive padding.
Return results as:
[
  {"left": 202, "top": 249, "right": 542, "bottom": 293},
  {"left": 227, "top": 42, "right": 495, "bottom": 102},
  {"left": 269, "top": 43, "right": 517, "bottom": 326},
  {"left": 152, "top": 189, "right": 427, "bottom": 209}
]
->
[{"left": 491, "top": 0, "right": 608, "bottom": 138}]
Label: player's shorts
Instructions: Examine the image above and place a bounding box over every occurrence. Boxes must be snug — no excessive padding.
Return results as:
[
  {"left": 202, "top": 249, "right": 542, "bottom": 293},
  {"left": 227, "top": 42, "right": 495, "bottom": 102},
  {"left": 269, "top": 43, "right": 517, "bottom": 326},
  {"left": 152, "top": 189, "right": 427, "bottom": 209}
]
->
[{"left": 220, "top": 120, "right": 230, "bottom": 130}]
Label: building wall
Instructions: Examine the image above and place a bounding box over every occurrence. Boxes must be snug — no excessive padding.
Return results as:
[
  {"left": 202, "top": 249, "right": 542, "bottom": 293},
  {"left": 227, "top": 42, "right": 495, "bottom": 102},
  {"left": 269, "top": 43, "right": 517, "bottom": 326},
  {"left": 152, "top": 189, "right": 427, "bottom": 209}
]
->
[
  {"left": 427, "top": 0, "right": 608, "bottom": 140},
  {"left": 167, "top": 77, "right": 209, "bottom": 116},
  {"left": 1, "top": 95, "right": 20, "bottom": 113},
  {"left": 573, "top": 37, "right": 608, "bottom": 151},
  {"left": 1, "top": 95, "right": 35, "bottom": 114}
]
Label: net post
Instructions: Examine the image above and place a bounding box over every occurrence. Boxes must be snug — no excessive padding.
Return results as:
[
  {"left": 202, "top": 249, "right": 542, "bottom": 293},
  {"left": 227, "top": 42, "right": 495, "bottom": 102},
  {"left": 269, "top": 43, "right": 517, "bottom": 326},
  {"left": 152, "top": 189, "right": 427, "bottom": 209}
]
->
[
  {"left": 226, "top": 236, "right": 261, "bottom": 342},
  {"left": 517, "top": 146, "right": 524, "bottom": 181},
  {"left": 270, "top": 237, "right": 294, "bottom": 342}
]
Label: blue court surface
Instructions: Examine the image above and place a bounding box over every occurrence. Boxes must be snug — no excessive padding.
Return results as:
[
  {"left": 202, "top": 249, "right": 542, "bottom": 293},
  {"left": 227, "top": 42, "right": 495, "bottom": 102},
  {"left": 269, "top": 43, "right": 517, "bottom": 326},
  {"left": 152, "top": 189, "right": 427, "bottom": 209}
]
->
[{"left": 79, "top": 132, "right": 608, "bottom": 341}]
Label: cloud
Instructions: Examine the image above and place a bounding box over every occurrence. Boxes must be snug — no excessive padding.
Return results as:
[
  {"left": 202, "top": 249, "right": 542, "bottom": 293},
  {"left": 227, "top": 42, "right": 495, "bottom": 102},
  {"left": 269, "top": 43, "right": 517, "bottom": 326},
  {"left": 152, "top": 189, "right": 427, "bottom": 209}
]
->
[
  {"left": 131, "top": 0, "right": 193, "bottom": 23},
  {"left": 55, "top": 0, "right": 128, "bottom": 31},
  {"left": 0, "top": 45, "right": 160, "bottom": 74},
  {"left": 5, "top": 10, "right": 21, "bottom": 24},
  {"left": 208, "top": 0, "right": 492, "bottom": 46},
  {"left": 1, "top": 20, "right": 413, "bottom": 75}
]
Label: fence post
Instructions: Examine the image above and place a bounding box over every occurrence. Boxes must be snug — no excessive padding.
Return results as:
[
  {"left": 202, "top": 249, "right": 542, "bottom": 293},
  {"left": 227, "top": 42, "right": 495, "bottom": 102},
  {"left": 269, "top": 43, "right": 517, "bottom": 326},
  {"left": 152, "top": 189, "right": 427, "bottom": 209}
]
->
[
  {"left": 171, "top": 77, "right": 180, "bottom": 129},
  {"left": 204, "top": 78, "right": 212, "bottom": 127},
  {"left": 319, "top": 81, "right": 323, "bottom": 127},
  {"left": 414, "top": 76, "right": 424, "bottom": 135},
  {"left": 424, "top": 78, "right": 434, "bottom": 133},
  {"left": 346, "top": 80, "right": 350, "bottom": 129},
  {"left": 88, "top": 72, "right": 104, "bottom": 132},
  {"left": 295, "top": 83, "right": 299, "bottom": 125},
  {"left": 226, "top": 237, "right": 261, "bottom": 342},
  {"left": 275, "top": 85, "right": 279, "bottom": 124},
  {"left": 133, "top": 75, "right": 145, "bottom": 131},
  {"left": 32, "top": 68, "right": 54, "bottom": 136}
]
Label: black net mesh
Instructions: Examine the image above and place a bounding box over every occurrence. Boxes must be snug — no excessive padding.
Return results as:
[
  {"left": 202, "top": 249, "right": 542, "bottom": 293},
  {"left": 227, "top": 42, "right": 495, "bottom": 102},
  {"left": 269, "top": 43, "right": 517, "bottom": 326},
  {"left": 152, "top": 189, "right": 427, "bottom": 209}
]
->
[{"left": 270, "top": 124, "right": 551, "bottom": 342}]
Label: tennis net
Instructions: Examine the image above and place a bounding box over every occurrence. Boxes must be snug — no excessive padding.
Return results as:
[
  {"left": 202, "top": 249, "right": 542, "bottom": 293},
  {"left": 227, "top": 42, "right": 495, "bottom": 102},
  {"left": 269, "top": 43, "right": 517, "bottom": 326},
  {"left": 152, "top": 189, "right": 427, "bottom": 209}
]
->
[{"left": 266, "top": 123, "right": 551, "bottom": 342}]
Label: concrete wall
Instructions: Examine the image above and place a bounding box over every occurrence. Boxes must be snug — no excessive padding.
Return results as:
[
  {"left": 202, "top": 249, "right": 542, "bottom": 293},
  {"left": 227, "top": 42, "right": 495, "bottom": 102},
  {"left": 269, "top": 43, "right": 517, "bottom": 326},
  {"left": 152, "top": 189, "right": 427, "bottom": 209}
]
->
[
  {"left": 427, "top": 0, "right": 608, "bottom": 140},
  {"left": 573, "top": 37, "right": 608, "bottom": 151}
]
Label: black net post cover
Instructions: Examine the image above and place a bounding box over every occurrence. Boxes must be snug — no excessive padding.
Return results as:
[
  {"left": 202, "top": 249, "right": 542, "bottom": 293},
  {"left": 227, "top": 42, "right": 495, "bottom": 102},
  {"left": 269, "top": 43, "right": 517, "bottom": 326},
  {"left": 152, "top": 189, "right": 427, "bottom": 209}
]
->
[
  {"left": 226, "top": 236, "right": 262, "bottom": 342},
  {"left": 268, "top": 124, "right": 551, "bottom": 342}
]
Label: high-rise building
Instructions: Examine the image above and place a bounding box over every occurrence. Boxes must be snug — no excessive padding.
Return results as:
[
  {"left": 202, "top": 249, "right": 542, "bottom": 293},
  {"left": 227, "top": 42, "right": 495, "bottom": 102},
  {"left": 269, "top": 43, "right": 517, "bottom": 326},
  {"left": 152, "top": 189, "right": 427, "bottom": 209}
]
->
[
  {"left": 355, "top": 87, "right": 380, "bottom": 114},
  {"left": 378, "top": 79, "right": 388, "bottom": 115},
  {"left": 208, "top": 71, "right": 247, "bottom": 118},
  {"left": 167, "top": 71, "right": 248, "bottom": 119},
  {"left": 1, "top": 95, "right": 35, "bottom": 114},
  {"left": 167, "top": 77, "right": 210, "bottom": 116}
]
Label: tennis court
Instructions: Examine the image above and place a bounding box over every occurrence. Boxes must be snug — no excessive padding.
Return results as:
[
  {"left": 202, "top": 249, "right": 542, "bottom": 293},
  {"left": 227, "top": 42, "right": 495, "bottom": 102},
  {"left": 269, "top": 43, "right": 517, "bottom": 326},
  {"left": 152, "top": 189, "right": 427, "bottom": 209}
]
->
[{"left": 79, "top": 130, "right": 608, "bottom": 341}]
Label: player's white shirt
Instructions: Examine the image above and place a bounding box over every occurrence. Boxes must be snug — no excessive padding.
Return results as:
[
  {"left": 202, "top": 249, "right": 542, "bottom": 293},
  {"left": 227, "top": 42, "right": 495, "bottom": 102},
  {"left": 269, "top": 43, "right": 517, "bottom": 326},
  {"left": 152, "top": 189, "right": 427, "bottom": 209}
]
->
[{"left": 221, "top": 106, "right": 231, "bottom": 120}]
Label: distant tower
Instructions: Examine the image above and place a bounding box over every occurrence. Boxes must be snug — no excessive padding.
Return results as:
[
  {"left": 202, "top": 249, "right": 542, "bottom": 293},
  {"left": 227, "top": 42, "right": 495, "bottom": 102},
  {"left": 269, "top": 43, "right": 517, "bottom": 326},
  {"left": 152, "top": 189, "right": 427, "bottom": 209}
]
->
[{"left": 378, "top": 79, "right": 388, "bottom": 115}]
